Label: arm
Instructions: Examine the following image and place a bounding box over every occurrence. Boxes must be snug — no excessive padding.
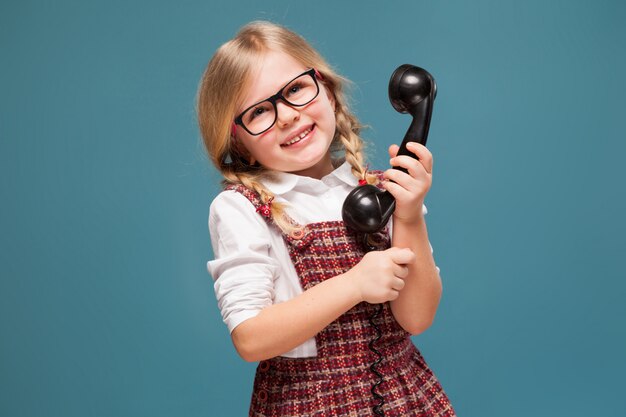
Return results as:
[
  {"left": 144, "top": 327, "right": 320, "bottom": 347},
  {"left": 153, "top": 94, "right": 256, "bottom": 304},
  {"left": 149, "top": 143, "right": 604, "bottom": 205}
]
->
[
  {"left": 389, "top": 215, "right": 442, "bottom": 335},
  {"left": 232, "top": 247, "right": 414, "bottom": 362},
  {"left": 231, "top": 272, "right": 361, "bottom": 362},
  {"left": 383, "top": 142, "right": 443, "bottom": 335}
]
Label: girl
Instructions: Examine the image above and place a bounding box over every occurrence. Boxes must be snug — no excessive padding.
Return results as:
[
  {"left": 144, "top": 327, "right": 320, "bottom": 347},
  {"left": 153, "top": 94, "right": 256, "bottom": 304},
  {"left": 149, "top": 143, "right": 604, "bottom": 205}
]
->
[{"left": 197, "top": 21, "right": 456, "bottom": 417}]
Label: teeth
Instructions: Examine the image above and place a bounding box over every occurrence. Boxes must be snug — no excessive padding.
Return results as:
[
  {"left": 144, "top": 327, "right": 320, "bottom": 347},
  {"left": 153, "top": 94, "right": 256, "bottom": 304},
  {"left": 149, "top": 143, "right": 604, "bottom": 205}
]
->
[{"left": 283, "top": 127, "right": 312, "bottom": 146}]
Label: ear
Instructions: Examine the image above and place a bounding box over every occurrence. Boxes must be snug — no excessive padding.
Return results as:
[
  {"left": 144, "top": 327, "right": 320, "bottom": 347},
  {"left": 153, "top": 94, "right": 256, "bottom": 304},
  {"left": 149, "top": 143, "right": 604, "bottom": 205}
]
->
[
  {"left": 229, "top": 134, "right": 246, "bottom": 159},
  {"left": 323, "top": 85, "right": 336, "bottom": 113},
  {"left": 230, "top": 136, "right": 259, "bottom": 167},
  {"left": 326, "top": 86, "right": 337, "bottom": 113},
  {"left": 316, "top": 73, "right": 336, "bottom": 112}
]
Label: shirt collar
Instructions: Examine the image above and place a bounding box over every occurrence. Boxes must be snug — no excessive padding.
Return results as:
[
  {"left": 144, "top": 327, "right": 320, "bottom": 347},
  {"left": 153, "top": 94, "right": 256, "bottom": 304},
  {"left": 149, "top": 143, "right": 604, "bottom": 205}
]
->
[
  {"left": 261, "top": 161, "right": 359, "bottom": 196},
  {"left": 332, "top": 160, "right": 360, "bottom": 187}
]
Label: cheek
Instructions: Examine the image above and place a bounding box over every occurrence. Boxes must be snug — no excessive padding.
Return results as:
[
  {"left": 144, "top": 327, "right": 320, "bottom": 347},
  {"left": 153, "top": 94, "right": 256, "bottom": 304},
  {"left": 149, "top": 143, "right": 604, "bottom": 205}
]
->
[
  {"left": 310, "top": 99, "right": 336, "bottom": 126},
  {"left": 242, "top": 133, "right": 279, "bottom": 162},
  {"left": 236, "top": 136, "right": 261, "bottom": 158},
  {"left": 247, "top": 140, "right": 268, "bottom": 157}
]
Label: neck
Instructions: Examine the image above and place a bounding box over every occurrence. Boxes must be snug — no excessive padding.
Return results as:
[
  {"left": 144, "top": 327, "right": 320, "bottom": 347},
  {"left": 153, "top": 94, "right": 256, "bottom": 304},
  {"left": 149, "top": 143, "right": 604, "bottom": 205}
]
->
[{"left": 288, "top": 153, "right": 334, "bottom": 179}]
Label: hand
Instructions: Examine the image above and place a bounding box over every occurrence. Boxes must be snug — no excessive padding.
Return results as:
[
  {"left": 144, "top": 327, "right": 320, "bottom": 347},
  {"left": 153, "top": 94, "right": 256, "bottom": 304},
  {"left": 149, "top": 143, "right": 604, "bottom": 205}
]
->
[
  {"left": 346, "top": 247, "right": 415, "bottom": 304},
  {"left": 383, "top": 142, "right": 433, "bottom": 224}
]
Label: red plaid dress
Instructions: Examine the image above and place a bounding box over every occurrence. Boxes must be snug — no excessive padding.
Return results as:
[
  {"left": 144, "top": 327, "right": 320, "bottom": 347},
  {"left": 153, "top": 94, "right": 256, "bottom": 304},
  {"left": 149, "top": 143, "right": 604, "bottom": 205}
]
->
[{"left": 227, "top": 182, "right": 456, "bottom": 417}]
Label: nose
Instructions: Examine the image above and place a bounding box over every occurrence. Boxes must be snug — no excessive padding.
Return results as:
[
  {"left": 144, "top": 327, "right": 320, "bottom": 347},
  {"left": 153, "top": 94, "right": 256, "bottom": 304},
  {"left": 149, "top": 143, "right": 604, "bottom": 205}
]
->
[{"left": 275, "top": 101, "right": 300, "bottom": 128}]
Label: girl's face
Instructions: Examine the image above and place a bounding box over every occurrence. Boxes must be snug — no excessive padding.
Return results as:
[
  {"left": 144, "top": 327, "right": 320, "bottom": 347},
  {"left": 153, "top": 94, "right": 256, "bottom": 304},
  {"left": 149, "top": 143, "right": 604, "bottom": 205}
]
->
[{"left": 234, "top": 50, "right": 337, "bottom": 179}]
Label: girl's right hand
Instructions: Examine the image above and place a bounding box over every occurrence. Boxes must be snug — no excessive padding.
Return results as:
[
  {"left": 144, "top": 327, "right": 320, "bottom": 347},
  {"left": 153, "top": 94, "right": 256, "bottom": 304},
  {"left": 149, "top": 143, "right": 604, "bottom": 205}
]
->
[{"left": 346, "top": 248, "right": 415, "bottom": 304}]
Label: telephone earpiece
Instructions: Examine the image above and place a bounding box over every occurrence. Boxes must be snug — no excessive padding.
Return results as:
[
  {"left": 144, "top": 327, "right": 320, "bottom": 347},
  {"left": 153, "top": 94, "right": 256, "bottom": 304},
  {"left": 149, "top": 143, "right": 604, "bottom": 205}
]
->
[
  {"left": 342, "top": 64, "right": 437, "bottom": 234},
  {"left": 388, "top": 64, "right": 437, "bottom": 160}
]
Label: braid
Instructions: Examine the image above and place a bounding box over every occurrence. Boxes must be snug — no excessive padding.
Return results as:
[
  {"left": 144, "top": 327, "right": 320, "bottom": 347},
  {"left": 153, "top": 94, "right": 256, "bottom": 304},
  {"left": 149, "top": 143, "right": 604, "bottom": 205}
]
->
[
  {"left": 223, "top": 170, "right": 270, "bottom": 202},
  {"left": 222, "top": 168, "right": 300, "bottom": 234},
  {"left": 334, "top": 107, "right": 378, "bottom": 185}
]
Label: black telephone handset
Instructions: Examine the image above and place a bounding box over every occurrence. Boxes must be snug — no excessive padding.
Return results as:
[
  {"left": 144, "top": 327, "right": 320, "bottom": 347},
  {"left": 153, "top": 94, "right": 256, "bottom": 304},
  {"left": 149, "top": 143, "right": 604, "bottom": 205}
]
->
[{"left": 342, "top": 64, "right": 437, "bottom": 234}]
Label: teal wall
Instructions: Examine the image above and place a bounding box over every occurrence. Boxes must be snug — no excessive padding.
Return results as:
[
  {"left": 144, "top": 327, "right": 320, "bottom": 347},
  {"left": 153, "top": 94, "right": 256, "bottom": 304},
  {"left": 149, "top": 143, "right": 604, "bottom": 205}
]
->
[{"left": 2, "top": 1, "right": 625, "bottom": 416}]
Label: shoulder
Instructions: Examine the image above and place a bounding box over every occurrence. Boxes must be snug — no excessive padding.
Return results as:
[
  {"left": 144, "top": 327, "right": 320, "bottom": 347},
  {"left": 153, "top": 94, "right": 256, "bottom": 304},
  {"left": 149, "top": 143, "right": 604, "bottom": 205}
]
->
[
  {"left": 209, "top": 189, "right": 269, "bottom": 231},
  {"left": 210, "top": 188, "right": 256, "bottom": 210}
]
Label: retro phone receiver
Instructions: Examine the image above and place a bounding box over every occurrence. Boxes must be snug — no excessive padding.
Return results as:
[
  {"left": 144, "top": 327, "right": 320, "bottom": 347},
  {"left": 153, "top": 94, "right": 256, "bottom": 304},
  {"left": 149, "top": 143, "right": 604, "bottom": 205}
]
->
[{"left": 342, "top": 65, "right": 437, "bottom": 234}]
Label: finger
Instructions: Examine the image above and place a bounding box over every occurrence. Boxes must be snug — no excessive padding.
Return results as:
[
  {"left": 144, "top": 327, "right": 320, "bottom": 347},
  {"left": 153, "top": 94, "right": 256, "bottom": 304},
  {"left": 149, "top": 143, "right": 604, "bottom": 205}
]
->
[
  {"left": 405, "top": 142, "right": 433, "bottom": 173},
  {"left": 388, "top": 144, "right": 400, "bottom": 158},
  {"left": 388, "top": 289, "right": 401, "bottom": 301},
  {"left": 393, "top": 277, "right": 406, "bottom": 291},
  {"left": 388, "top": 247, "right": 416, "bottom": 265},
  {"left": 392, "top": 264, "right": 410, "bottom": 279},
  {"left": 381, "top": 179, "right": 414, "bottom": 204},
  {"left": 383, "top": 169, "right": 430, "bottom": 196},
  {"left": 388, "top": 155, "right": 428, "bottom": 179},
  {"left": 388, "top": 280, "right": 405, "bottom": 295},
  {"left": 384, "top": 167, "right": 412, "bottom": 185}
]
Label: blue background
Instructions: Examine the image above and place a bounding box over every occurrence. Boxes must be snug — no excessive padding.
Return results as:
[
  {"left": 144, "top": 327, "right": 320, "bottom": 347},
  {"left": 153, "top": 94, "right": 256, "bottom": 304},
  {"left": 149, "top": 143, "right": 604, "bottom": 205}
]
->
[{"left": 2, "top": 1, "right": 625, "bottom": 416}]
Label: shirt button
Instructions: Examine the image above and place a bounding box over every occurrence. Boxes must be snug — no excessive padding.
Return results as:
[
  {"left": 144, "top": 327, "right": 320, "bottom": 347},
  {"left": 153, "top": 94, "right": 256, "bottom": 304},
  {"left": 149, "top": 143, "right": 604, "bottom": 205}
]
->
[{"left": 257, "top": 389, "right": 268, "bottom": 402}]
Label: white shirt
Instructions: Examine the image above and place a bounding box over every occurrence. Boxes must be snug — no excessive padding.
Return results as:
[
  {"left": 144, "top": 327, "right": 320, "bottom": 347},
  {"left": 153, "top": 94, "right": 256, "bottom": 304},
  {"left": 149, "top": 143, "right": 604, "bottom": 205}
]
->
[{"left": 207, "top": 161, "right": 432, "bottom": 358}]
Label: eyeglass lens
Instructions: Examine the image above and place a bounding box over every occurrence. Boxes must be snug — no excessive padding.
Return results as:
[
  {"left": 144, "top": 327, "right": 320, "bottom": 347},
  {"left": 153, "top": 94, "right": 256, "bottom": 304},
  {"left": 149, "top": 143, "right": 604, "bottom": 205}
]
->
[{"left": 240, "top": 72, "right": 319, "bottom": 135}]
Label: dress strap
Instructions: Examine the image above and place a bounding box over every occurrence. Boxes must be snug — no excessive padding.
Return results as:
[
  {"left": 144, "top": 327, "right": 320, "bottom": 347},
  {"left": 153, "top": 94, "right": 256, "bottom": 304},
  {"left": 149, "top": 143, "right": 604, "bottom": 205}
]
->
[
  {"left": 224, "top": 183, "right": 265, "bottom": 212},
  {"left": 224, "top": 184, "right": 307, "bottom": 241},
  {"left": 368, "top": 169, "right": 386, "bottom": 189}
]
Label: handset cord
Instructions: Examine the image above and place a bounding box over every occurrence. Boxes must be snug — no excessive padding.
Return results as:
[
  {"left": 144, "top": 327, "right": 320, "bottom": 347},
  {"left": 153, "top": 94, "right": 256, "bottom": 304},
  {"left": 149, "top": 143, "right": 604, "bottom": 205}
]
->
[
  {"left": 361, "top": 233, "right": 386, "bottom": 416},
  {"left": 368, "top": 303, "right": 386, "bottom": 416}
]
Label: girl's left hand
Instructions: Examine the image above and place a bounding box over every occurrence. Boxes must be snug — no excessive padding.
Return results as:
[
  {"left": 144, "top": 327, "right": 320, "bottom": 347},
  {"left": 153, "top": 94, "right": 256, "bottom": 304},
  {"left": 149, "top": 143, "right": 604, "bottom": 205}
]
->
[{"left": 382, "top": 141, "right": 433, "bottom": 225}]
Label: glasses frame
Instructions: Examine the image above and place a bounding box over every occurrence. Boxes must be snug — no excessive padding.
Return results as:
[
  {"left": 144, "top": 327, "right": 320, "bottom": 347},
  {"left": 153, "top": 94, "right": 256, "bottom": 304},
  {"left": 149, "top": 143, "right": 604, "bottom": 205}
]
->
[{"left": 234, "top": 68, "right": 320, "bottom": 136}]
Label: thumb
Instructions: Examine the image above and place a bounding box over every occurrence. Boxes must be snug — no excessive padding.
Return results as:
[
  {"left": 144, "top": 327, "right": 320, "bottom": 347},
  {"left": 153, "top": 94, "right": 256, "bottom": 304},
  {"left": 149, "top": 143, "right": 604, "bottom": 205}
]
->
[{"left": 388, "top": 247, "right": 415, "bottom": 265}]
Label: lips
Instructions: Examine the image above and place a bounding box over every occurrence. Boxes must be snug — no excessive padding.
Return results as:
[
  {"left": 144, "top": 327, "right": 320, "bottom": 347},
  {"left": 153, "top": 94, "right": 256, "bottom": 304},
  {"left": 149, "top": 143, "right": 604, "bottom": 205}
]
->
[{"left": 281, "top": 124, "right": 315, "bottom": 147}]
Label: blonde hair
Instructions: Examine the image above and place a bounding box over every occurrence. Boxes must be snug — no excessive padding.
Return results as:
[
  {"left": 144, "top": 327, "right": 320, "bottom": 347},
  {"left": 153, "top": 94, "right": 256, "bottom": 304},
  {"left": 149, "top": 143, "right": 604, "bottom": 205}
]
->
[{"left": 196, "top": 21, "right": 375, "bottom": 233}]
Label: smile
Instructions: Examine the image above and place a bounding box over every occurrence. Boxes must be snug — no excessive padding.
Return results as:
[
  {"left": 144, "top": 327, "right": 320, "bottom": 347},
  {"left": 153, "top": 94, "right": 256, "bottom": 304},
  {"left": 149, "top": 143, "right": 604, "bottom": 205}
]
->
[{"left": 281, "top": 125, "right": 314, "bottom": 147}]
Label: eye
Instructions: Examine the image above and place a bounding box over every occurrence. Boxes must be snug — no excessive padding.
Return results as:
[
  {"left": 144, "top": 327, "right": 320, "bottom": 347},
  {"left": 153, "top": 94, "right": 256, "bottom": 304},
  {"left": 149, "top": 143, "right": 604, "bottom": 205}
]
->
[
  {"left": 286, "top": 82, "right": 303, "bottom": 97},
  {"left": 245, "top": 102, "right": 272, "bottom": 124},
  {"left": 250, "top": 107, "right": 266, "bottom": 119}
]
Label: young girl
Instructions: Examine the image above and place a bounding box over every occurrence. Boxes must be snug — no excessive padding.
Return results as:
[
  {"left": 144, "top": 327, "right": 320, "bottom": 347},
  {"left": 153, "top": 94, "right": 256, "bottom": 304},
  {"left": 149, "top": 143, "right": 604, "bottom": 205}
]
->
[{"left": 198, "top": 21, "right": 456, "bottom": 417}]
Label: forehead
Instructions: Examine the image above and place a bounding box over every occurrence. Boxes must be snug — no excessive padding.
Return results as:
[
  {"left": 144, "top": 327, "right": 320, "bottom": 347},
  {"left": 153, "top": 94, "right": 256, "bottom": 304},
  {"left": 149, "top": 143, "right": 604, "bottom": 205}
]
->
[{"left": 240, "top": 50, "right": 308, "bottom": 108}]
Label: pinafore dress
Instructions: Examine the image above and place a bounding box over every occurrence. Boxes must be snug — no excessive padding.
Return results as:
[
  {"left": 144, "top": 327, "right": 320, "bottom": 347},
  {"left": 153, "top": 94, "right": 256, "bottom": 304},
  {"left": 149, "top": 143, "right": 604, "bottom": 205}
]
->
[{"left": 226, "top": 180, "right": 456, "bottom": 417}]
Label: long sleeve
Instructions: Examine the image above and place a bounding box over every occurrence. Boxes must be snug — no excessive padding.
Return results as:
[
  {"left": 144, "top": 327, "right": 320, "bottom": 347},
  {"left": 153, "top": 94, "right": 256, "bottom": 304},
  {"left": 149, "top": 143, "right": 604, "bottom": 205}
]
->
[{"left": 207, "top": 191, "right": 281, "bottom": 333}]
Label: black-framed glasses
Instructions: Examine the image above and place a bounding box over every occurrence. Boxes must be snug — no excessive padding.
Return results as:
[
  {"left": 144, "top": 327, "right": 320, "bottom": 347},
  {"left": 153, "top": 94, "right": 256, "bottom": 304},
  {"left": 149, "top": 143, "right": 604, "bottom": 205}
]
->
[{"left": 234, "top": 68, "right": 320, "bottom": 136}]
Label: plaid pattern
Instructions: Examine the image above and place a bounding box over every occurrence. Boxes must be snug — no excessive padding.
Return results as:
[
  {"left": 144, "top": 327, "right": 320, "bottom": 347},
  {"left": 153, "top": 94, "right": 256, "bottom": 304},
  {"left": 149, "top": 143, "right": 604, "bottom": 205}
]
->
[{"left": 226, "top": 180, "right": 455, "bottom": 417}]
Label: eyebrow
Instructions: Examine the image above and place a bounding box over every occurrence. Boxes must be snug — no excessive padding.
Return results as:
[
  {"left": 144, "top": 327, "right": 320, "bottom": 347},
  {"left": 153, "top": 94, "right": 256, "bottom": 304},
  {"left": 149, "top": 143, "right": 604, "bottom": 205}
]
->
[{"left": 240, "top": 69, "right": 307, "bottom": 113}]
